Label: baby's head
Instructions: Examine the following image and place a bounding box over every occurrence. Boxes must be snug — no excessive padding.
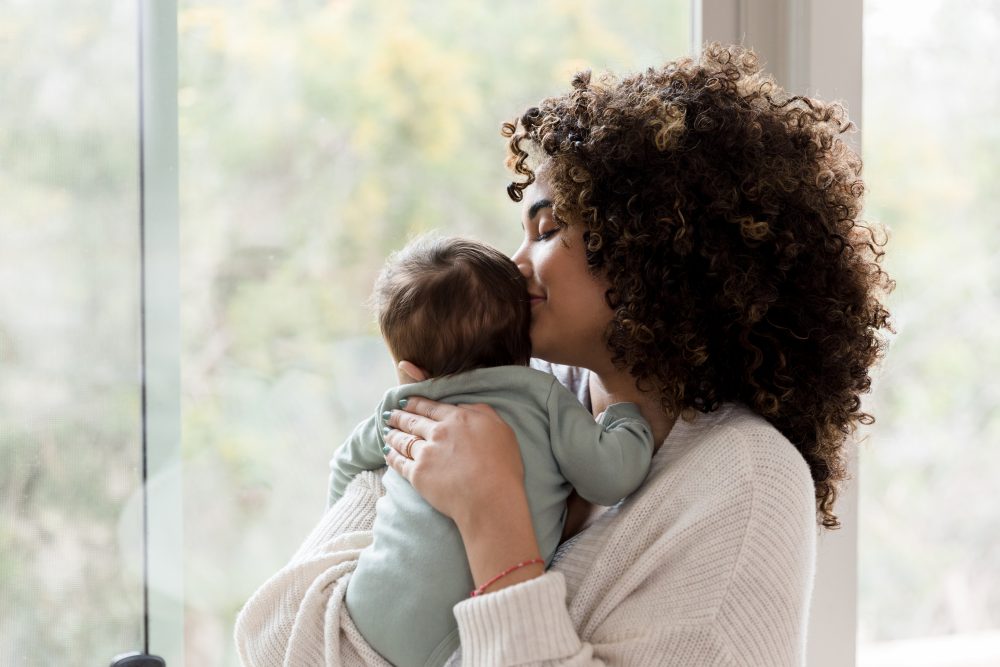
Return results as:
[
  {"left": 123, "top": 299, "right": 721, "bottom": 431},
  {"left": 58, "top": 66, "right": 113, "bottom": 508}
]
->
[{"left": 372, "top": 234, "right": 531, "bottom": 380}]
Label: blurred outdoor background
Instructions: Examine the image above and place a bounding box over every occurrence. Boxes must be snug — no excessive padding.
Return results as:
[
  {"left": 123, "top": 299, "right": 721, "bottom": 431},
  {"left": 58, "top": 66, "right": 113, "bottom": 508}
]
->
[
  {"left": 1, "top": 0, "right": 997, "bottom": 665},
  {"left": 857, "top": 0, "right": 1000, "bottom": 662}
]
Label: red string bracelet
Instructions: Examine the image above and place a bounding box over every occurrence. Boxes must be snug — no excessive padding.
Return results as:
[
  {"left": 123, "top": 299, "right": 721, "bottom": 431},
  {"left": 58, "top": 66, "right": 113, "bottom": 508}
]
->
[{"left": 471, "top": 557, "right": 545, "bottom": 597}]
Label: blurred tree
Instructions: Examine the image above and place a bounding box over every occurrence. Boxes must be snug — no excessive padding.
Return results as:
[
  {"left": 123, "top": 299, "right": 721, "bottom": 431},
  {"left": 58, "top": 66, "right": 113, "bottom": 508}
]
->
[{"left": 0, "top": 2, "right": 145, "bottom": 664}]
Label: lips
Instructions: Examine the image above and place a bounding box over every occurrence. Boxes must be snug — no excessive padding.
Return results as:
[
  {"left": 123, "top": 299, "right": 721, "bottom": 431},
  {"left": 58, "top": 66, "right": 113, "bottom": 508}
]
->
[{"left": 528, "top": 292, "right": 546, "bottom": 305}]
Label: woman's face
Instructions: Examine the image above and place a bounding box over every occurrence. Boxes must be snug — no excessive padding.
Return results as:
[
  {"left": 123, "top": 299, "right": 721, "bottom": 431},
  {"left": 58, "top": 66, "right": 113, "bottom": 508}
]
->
[{"left": 510, "top": 172, "right": 614, "bottom": 370}]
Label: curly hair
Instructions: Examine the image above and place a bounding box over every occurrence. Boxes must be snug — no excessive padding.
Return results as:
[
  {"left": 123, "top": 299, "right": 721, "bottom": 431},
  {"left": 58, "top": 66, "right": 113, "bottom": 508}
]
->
[{"left": 502, "top": 43, "right": 893, "bottom": 529}]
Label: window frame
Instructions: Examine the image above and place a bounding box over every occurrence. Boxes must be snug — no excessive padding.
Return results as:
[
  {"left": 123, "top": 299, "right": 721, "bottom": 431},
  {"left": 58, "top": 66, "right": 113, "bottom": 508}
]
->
[
  {"left": 693, "top": 2, "right": 863, "bottom": 665},
  {"left": 140, "top": 0, "right": 183, "bottom": 664}
]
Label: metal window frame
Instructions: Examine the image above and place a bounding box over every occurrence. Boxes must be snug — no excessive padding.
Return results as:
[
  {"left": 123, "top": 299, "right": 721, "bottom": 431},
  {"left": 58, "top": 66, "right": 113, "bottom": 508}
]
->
[
  {"left": 693, "top": 2, "right": 863, "bottom": 666},
  {"left": 139, "top": 0, "right": 183, "bottom": 664}
]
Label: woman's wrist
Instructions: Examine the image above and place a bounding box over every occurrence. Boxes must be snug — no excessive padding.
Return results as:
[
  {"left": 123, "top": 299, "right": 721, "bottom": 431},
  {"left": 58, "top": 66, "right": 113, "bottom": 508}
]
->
[
  {"left": 455, "top": 487, "right": 545, "bottom": 595},
  {"left": 471, "top": 557, "right": 545, "bottom": 596}
]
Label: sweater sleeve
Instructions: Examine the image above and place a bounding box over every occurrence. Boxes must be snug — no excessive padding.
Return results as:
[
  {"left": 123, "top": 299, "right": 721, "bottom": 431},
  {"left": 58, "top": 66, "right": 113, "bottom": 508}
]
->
[
  {"left": 327, "top": 412, "right": 387, "bottom": 508},
  {"left": 234, "top": 470, "right": 392, "bottom": 667},
  {"left": 451, "top": 573, "right": 735, "bottom": 666},
  {"left": 452, "top": 573, "right": 595, "bottom": 665},
  {"left": 548, "top": 383, "right": 654, "bottom": 506}
]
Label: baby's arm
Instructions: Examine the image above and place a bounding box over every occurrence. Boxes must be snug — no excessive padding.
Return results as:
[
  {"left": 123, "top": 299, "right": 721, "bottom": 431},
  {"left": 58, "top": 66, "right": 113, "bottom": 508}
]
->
[
  {"left": 548, "top": 382, "right": 655, "bottom": 506},
  {"left": 327, "top": 413, "right": 387, "bottom": 508}
]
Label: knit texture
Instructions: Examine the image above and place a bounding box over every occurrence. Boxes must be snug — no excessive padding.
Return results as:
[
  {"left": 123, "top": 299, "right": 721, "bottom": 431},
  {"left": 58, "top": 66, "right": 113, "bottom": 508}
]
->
[{"left": 234, "top": 403, "right": 817, "bottom": 666}]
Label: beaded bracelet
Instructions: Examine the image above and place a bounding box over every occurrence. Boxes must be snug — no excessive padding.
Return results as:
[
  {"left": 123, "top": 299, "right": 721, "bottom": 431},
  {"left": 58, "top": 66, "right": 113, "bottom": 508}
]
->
[{"left": 471, "top": 557, "right": 545, "bottom": 597}]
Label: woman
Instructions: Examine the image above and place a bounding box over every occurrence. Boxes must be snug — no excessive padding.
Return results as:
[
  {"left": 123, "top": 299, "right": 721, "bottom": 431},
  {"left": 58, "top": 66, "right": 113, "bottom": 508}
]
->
[{"left": 235, "top": 43, "right": 892, "bottom": 666}]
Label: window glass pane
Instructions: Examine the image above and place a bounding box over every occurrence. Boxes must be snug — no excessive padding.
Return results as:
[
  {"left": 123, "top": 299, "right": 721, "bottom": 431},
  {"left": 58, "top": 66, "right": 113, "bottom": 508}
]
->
[
  {"left": 860, "top": 0, "right": 1000, "bottom": 664},
  {"left": 0, "top": 2, "right": 144, "bottom": 664},
  {"left": 177, "top": 1, "right": 689, "bottom": 663}
]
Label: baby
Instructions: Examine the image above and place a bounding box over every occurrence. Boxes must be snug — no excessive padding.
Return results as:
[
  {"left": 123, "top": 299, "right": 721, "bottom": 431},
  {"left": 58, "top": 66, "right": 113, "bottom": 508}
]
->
[{"left": 327, "top": 234, "right": 654, "bottom": 667}]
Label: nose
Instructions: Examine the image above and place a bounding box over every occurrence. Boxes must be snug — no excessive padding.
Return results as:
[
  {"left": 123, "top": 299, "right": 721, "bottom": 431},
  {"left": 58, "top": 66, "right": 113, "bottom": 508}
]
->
[{"left": 511, "top": 241, "right": 532, "bottom": 279}]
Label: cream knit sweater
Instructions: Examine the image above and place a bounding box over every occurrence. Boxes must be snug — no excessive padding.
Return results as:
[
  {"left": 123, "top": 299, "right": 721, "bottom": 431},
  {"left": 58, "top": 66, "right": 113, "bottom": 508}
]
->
[{"left": 234, "top": 403, "right": 817, "bottom": 666}]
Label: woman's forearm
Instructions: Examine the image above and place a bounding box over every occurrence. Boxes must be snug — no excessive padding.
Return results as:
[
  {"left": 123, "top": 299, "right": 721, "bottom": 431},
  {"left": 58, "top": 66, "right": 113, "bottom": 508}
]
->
[{"left": 455, "top": 487, "right": 545, "bottom": 594}]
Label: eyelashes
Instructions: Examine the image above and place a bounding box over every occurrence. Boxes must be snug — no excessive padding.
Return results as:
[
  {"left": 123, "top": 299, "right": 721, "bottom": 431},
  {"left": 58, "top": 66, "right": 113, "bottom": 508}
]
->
[{"left": 534, "top": 214, "right": 568, "bottom": 242}]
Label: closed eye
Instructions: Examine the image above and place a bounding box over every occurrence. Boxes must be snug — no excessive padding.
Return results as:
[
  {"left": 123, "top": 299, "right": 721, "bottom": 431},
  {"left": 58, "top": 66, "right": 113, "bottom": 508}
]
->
[
  {"left": 534, "top": 228, "right": 558, "bottom": 242},
  {"left": 534, "top": 213, "right": 566, "bottom": 242}
]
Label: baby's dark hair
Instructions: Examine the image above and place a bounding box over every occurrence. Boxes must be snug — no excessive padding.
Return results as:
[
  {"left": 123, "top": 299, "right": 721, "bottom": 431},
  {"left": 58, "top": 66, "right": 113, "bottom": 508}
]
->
[{"left": 372, "top": 235, "right": 532, "bottom": 378}]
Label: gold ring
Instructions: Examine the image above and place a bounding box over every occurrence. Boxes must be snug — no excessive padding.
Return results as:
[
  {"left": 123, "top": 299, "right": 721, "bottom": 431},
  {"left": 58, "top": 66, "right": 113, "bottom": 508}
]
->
[{"left": 402, "top": 434, "right": 420, "bottom": 459}]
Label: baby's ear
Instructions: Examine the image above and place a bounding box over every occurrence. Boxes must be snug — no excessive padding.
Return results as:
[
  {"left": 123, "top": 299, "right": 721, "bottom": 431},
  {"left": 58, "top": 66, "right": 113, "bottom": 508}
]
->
[{"left": 397, "top": 360, "right": 429, "bottom": 383}]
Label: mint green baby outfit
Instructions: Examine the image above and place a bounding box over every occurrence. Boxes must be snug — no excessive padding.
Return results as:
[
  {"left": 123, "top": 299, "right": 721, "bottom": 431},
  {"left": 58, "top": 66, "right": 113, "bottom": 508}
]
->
[{"left": 327, "top": 365, "right": 654, "bottom": 667}]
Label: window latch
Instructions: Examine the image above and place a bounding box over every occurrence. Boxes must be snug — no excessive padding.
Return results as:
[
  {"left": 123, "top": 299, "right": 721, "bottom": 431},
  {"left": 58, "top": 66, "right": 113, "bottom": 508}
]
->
[{"left": 110, "top": 652, "right": 166, "bottom": 667}]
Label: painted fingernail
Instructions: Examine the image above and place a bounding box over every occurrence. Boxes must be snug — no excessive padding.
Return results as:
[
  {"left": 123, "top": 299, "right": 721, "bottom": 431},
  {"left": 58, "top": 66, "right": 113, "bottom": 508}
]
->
[
  {"left": 398, "top": 398, "right": 408, "bottom": 408},
  {"left": 381, "top": 411, "right": 392, "bottom": 421},
  {"left": 382, "top": 426, "right": 390, "bottom": 435},
  {"left": 382, "top": 445, "right": 390, "bottom": 455}
]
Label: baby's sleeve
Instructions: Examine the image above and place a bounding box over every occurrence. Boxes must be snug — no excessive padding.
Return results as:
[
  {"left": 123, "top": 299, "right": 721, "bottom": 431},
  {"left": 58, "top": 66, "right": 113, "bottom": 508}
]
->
[
  {"left": 327, "top": 412, "right": 387, "bottom": 508},
  {"left": 547, "top": 382, "right": 655, "bottom": 506}
]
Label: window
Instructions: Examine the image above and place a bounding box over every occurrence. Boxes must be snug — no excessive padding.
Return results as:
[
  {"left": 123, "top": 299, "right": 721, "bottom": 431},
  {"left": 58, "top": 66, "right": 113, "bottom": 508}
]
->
[
  {"left": 0, "top": 1, "right": 690, "bottom": 664},
  {"left": 858, "top": 0, "right": 1000, "bottom": 664},
  {"left": 0, "top": 2, "right": 144, "bottom": 664}
]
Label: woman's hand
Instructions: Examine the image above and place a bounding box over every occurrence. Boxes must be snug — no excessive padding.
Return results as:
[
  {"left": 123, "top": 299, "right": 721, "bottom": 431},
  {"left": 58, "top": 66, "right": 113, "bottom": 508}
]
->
[
  {"left": 382, "top": 397, "right": 524, "bottom": 527},
  {"left": 383, "top": 396, "right": 545, "bottom": 593}
]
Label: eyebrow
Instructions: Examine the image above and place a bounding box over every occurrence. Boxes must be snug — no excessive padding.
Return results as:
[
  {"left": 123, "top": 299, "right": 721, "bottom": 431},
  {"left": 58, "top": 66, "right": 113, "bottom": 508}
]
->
[{"left": 527, "top": 198, "right": 553, "bottom": 222}]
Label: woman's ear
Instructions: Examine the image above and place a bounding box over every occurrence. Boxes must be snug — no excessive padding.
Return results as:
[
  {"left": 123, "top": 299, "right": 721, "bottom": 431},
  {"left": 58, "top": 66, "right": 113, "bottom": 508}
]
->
[{"left": 397, "top": 360, "right": 429, "bottom": 383}]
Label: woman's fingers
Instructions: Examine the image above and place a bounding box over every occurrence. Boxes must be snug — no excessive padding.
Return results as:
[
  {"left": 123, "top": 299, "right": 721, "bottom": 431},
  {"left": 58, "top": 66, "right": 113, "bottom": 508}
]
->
[
  {"left": 396, "top": 396, "right": 451, "bottom": 422},
  {"left": 384, "top": 445, "right": 415, "bottom": 480},
  {"left": 385, "top": 410, "right": 434, "bottom": 440},
  {"left": 384, "top": 396, "right": 454, "bottom": 437},
  {"left": 383, "top": 428, "right": 425, "bottom": 460},
  {"left": 382, "top": 396, "right": 452, "bottom": 483}
]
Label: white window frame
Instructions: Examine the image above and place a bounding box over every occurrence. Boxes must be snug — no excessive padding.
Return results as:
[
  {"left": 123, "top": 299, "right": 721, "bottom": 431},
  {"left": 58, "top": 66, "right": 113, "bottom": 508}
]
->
[
  {"left": 141, "top": 0, "right": 183, "bottom": 664},
  {"left": 693, "top": 2, "right": 863, "bottom": 666}
]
